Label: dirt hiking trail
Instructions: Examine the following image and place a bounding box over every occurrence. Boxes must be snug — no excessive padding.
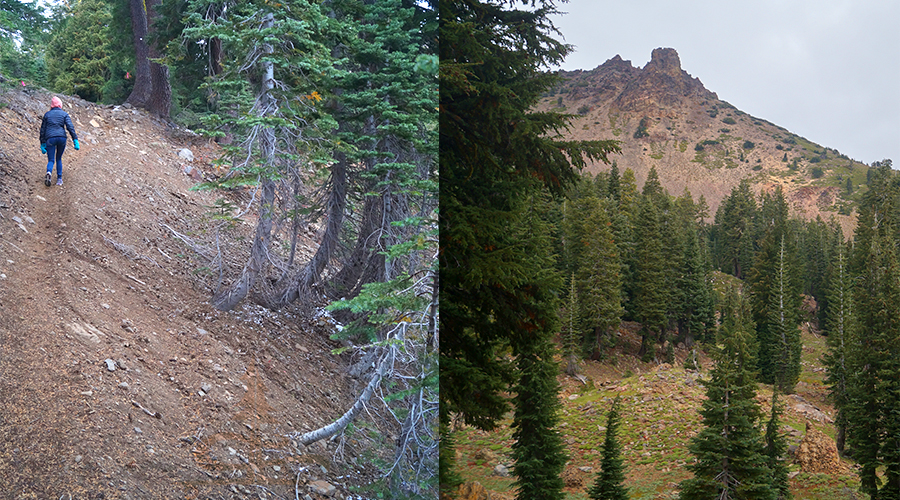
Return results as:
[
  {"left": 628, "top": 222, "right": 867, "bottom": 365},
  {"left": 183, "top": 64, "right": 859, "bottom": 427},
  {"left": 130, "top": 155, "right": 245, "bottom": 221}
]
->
[{"left": 0, "top": 89, "right": 380, "bottom": 499}]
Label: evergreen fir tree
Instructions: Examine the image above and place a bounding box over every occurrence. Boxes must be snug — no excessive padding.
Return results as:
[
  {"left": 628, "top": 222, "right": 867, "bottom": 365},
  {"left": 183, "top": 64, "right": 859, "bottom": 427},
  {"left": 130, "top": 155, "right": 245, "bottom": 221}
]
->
[
  {"left": 511, "top": 331, "right": 568, "bottom": 500},
  {"left": 563, "top": 273, "right": 580, "bottom": 375},
  {"left": 822, "top": 239, "right": 852, "bottom": 453},
  {"left": 765, "top": 236, "right": 802, "bottom": 393},
  {"left": 847, "top": 170, "right": 900, "bottom": 498},
  {"left": 572, "top": 195, "right": 623, "bottom": 352},
  {"left": 749, "top": 188, "right": 801, "bottom": 391},
  {"left": 680, "top": 286, "right": 775, "bottom": 500},
  {"left": 439, "top": 1, "right": 620, "bottom": 496},
  {"left": 714, "top": 180, "right": 757, "bottom": 279},
  {"left": 607, "top": 162, "right": 621, "bottom": 202},
  {"left": 633, "top": 194, "right": 667, "bottom": 361},
  {"left": 588, "top": 397, "right": 629, "bottom": 500},
  {"left": 764, "top": 392, "right": 792, "bottom": 500},
  {"left": 46, "top": 0, "right": 113, "bottom": 102}
]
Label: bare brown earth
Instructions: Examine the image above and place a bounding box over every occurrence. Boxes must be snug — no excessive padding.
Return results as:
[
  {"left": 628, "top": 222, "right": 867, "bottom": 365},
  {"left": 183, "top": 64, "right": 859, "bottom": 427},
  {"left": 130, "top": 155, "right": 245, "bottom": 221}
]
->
[{"left": 0, "top": 89, "right": 382, "bottom": 499}]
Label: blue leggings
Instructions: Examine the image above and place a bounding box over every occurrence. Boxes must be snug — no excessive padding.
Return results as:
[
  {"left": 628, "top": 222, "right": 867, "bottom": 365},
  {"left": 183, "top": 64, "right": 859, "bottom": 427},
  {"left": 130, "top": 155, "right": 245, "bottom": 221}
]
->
[{"left": 46, "top": 136, "right": 66, "bottom": 178}]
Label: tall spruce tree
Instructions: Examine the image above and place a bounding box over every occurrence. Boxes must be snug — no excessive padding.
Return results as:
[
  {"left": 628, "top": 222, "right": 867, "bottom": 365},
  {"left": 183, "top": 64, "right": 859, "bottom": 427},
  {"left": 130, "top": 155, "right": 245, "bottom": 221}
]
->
[
  {"left": 439, "top": 0, "right": 619, "bottom": 495},
  {"left": 568, "top": 193, "right": 623, "bottom": 353},
  {"left": 712, "top": 180, "right": 757, "bottom": 279},
  {"left": 588, "top": 397, "right": 629, "bottom": 500},
  {"left": 633, "top": 193, "right": 667, "bottom": 361},
  {"left": 680, "top": 286, "right": 775, "bottom": 500},
  {"left": 749, "top": 188, "right": 801, "bottom": 392},
  {"left": 764, "top": 392, "right": 792, "bottom": 500},
  {"left": 847, "top": 163, "right": 900, "bottom": 498},
  {"left": 822, "top": 239, "right": 852, "bottom": 454}
]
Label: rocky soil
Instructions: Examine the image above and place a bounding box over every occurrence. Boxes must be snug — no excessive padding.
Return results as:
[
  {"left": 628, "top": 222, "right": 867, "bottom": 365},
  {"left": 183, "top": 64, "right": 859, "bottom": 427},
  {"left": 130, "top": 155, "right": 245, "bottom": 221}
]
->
[{"left": 0, "top": 88, "right": 384, "bottom": 499}]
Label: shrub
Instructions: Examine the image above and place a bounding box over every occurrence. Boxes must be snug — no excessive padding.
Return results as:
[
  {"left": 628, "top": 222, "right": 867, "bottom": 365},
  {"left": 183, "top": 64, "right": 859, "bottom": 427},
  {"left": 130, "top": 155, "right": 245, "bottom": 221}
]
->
[
  {"left": 742, "top": 140, "right": 755, "bottom": 149},
  {"left": 634, "top": 117, "right": 650, "bottom": 139},
  {"left": 775, "top": 144, "right": 783, "bottom": 150},
  {"left": 811, "top": 166, "right": 824, "bottom": 178},
  {"left": 577, "top": 104, "right": 590, "bottom": 115},
  {"left": 753, "top": 165, "right": 763, "bottom": 171},
  {"left": 722, "top": 117, "right": 736, "bottom": 125},
  {"left": 719, "top": 128, "right": 731, "bottom": 133},
  {"left": 695, "top": 143, "right": 705, "bottom": 152},
  {"left": 809, "top": 156, "right": 821, "bottom": 163}
]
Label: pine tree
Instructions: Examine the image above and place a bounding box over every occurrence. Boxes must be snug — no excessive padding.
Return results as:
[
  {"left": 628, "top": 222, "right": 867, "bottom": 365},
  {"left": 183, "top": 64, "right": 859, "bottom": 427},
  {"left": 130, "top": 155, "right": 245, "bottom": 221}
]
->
[
  {"left": 680, "top": 286, "right": 775, "bottom": 500},
  {"left": 713, "top": 180, "right": 757, "bottom": 279},
  {"left": 847, "top": 166, "right": 900, "bottom": 498},
  {"left": 633, "top": 194, "right": 667, "bottom": 361},
  {"left": 511, "top": 332, "right": 568, "bottom": 500},
  {"left": 764, "top": 236, "right": 802, "bottom": 393},
  {"left": 588, "top": 397, "right": 629, "bottom": 500},
  {"left": 439, "top": 1, "right": 619, "bottom": 496},
  {"left": 749, "top": 188, "right": 801, "bottom": 392},
  {"left": 562, "top": 273, "right": 580, "bottom": 375},
  {"left": 764, "top": 392, "right": 792, "bottom": 500},
  {"left": 46, "top": 0, "right": 113, "bottom": 102},
  {"left": 822, "top": 239, "right": 852, "bottom": 453},
  {"left": 572, "top": 195, "right": 623, "bottom": 352}
]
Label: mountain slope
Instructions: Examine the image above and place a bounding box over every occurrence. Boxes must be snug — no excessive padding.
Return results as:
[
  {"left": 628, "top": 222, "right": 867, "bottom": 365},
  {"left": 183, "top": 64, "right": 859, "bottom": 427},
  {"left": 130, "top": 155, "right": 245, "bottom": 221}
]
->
[
  {"left": 540, "top": 48, "right": 869, "bottom": 229},
  {"left": 0, "top": 89, "right": 381, "bottom": 498}
]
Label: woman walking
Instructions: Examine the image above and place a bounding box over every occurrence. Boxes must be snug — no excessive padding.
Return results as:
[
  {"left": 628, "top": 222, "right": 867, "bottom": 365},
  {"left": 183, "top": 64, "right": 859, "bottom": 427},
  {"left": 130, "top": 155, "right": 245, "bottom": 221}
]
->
[{"left": 39, "top": 96, "right": 79, "bottom": 186}]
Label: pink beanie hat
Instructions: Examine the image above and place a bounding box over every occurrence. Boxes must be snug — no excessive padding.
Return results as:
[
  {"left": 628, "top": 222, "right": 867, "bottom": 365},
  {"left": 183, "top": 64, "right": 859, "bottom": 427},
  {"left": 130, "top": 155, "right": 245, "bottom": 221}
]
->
[{"left": 51, "top": 96, "right": 62, "bottom": 108}]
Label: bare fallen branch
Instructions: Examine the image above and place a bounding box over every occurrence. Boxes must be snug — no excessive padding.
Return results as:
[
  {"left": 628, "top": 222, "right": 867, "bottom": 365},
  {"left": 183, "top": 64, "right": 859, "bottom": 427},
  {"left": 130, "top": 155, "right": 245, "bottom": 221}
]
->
[{"left": 287, "top": 347, "right": 394, "bottom": 446}]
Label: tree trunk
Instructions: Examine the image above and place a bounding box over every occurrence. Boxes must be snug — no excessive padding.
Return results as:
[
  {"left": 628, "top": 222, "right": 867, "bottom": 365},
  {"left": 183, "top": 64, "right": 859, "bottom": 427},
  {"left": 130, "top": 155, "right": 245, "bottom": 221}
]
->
[
  {"left": 125, "top": 0, "right": 151, "bottom": 108},
  {"left": 289, "top": 346, "right": 393, "bottom": 445},
  {"left": 211, "top": 13, "right": 276, "bottom": 311},
  {"left": 126, "top": 0, "right": 171, "bottom": 117}
]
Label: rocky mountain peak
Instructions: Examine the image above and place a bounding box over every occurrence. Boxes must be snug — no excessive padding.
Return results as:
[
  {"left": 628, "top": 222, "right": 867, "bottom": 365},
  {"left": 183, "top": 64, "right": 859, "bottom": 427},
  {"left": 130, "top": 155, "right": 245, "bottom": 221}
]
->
[{"left": 644, "top": 47, "right": 682, "bottom": 76}]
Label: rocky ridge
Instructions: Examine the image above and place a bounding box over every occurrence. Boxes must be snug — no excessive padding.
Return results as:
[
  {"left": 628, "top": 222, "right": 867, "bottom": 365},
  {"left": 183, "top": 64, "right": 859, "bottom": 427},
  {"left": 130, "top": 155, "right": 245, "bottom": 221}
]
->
[{"left": 542, "top": 47, "right": 869, "bottom": 231}]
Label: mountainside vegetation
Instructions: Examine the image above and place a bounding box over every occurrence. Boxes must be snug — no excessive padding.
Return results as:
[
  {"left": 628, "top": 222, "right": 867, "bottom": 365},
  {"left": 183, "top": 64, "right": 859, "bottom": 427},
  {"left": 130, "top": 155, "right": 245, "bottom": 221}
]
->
[
  {"left": 1, "top": 0, "right": 437, "bottom": 497},
  {"left": 440, "top": 4, "right": 896, "bottom": 500}
]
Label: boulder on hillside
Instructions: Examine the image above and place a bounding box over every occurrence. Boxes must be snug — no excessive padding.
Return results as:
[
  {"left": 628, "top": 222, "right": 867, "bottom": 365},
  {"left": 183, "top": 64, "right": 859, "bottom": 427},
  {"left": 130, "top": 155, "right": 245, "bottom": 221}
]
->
[
  {"left": 795, "top": 421, "right": 848, "bottom": 474},
  {"left": 455, "top": 482, "right": 514, "bottom": 500}
]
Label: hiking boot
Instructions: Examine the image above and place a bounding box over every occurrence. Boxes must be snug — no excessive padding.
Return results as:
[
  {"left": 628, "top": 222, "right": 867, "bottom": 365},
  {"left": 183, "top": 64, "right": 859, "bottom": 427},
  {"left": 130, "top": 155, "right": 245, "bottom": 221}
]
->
[
  {"left": 45, "top": 172, "right": 51, "bottom": 186},
  {"left": 56, "top": 177, "right": 63, "bottom": 186}
]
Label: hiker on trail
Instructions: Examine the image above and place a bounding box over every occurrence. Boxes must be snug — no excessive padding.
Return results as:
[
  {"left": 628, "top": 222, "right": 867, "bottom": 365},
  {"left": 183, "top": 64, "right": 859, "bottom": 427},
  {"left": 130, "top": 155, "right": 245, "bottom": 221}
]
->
[{"left": 39, "top": 96, "right": 80, "bottom": 187}]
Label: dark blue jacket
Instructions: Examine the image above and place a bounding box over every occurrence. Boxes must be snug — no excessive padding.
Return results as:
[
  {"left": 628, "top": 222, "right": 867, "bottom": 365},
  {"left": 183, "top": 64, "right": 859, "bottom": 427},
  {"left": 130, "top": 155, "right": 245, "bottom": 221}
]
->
[{"left": 39, "top": 107, "right": 78, "bottom": 144}]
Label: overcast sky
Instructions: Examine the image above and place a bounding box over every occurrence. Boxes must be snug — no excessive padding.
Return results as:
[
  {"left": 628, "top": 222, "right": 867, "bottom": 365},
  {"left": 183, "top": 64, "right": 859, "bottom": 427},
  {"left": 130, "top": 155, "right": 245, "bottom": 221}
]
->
[{"left": 550, "top": 0, "right": 900, "bottom": 166}]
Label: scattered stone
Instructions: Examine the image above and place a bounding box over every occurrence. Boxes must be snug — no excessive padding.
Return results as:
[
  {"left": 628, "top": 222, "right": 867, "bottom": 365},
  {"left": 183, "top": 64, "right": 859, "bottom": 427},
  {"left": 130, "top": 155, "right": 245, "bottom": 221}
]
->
[
  {"left": 178, "top": 148, "right": 194, "bottom": 161},
  {"left": 101, "top": 303, "right": 110, "bottom": 309},
  {"left": 90, "top": 119, "right": 100, "bottom": 128},
  {"left": 80, "top": 390, "right": 93, "bottom": 397},
  {"left": 491, "top": 464, "right": 509, "bottom": 477},
  {"left": 578, "top": 466, "right": 593, "bottom": 472},
  {"left": 118, "top": 382, "right": 129, "bottom": 390},
  {"left": 197, "top": 328, "right": 208, "bottom": 335},
  {"left": 75, "top": 455, "right": 82, "bottom": 463},
  {"left": 201, "top": 382, "right": 213, "bottom": 393},
  {"left": 308, "top": 480, "right": 336, "bottom": 497},
  {"left": 134, "top": 427, "right": 142, "bottom": 434},
  {"left": 104, "top": 358, "right": 117, "bottom": 371},
  {"left": 228, "top": 447, "right": 237, "bottom": 456},
  {"left": 121, "top": 319, "right": 135, "bottom": 333}
]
